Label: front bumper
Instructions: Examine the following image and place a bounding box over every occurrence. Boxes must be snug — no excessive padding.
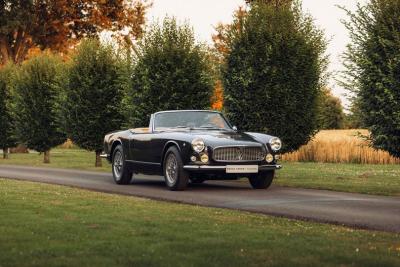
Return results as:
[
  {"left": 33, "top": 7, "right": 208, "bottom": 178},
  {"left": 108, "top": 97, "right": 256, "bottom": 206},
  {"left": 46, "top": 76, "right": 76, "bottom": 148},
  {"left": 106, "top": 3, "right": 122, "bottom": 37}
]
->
[{"left": 183, "top": 164, "right": 282, "bottom": 172}]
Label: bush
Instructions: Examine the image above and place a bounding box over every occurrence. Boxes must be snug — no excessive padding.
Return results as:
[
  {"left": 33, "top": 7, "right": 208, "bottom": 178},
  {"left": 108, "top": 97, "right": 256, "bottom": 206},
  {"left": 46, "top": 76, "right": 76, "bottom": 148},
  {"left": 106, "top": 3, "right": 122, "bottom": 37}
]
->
[
  {"left": 316, "top": 88, "right": 345, "bottom": 129},
  {"left": 125, "top": 17, "right": 215, "bottom": 127},
  {"left": 222, "top": 2, "right": 327, "bottom": 153},
  {"left": 0, "top": 64, "right": 16, "bottom": 158},
  {"left": 342, "top": 0, "right": 400, "bottom": 158},
  {"left": 13, "top": 53, "right": 66, "bottom": 163},
  {"left": 64, "top": 39, "right": 126, "bottom": 167}
]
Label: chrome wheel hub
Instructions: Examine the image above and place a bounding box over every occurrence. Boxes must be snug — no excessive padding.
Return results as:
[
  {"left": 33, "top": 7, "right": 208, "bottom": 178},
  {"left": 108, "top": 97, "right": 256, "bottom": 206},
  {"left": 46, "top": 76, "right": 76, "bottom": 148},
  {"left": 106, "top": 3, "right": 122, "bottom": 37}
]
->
[
  {"left": 165, "top": 154, "right": 178, "bottom": 184},
  {"left": 113, "top": 150, "right": 123, "bottom": 180}
]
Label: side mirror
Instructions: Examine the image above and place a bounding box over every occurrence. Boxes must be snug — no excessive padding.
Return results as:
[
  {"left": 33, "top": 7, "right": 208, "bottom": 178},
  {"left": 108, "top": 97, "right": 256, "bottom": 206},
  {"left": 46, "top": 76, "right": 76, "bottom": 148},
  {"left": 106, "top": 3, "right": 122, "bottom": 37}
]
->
[{"left": 232, "top": 126, "right": 238, "bottom": 131}]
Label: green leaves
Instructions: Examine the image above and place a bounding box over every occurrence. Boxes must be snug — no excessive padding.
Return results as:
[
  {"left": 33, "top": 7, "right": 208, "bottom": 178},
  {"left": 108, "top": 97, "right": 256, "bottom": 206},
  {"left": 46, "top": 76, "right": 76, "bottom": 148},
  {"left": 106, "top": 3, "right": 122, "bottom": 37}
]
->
[
  {"left": 223, "top": 2, "right": 327, "bottom": 153},
  {"left": 342, "top": 0, "right": 400, "bottom": 158},
  {"left": 0, "top": 63, "right": 17, "bottom": 149},
  {"left": 13, "top": 53, "right": 66, "bottom": 152},
  {"left": 125, "top": 17, "right": 215, "bottom": 128},
  {"left": 64, "top": 39, "right": 126, "bottom": 152}
]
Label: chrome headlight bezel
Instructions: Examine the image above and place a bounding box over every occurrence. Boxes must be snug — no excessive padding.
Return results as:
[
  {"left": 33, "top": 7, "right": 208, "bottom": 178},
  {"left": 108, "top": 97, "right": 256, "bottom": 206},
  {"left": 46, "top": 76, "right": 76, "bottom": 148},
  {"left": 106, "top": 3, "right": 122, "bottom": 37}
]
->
[
  {"left": 191, "top": 138, "right": 205, "bottom": 153},
  {"left": 269, "top": 137, "right": 282, "bottom": 152}
]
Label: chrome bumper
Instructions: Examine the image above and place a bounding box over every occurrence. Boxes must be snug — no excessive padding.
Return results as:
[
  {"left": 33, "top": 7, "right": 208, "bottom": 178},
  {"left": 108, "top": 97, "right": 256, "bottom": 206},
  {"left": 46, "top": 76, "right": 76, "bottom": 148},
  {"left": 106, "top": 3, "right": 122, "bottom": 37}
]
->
[
  {"left": 183, "top": 164, "right": 282, "bottom": 171},
  {"left": 100, "top": 153, "right": 109, "bottom": 159}
]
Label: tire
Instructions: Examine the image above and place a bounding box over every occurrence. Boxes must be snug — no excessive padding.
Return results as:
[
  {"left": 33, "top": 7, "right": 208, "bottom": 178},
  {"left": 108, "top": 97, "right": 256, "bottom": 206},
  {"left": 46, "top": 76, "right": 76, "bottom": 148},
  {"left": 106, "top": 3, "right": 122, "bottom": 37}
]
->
[
  {"left": 248, "top": 171, "right": 274, "bottom": 189},
  {"left": 112, "top": 145, "right": 132, "bottom": 185},
  {"left": 190, "top": 176, "right": 205, "bottom": 184},
  {"left": 163, "top": 146, "right": 189, "bottom": 191}
]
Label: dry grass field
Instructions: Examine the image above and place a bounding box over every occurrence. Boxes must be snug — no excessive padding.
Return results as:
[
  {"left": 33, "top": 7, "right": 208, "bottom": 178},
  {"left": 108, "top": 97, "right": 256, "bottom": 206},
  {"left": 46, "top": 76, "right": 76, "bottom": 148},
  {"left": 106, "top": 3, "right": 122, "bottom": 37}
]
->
[{"left": 283, "top": 129, "right": 400, "bottom": 164}]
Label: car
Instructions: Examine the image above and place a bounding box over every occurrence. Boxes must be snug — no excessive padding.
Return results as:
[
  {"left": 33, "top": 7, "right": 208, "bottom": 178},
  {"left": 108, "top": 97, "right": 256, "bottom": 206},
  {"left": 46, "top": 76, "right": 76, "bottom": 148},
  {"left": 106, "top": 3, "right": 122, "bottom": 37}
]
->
[{"left": 101, "top": 110, "right": 282, "bottom": 191}]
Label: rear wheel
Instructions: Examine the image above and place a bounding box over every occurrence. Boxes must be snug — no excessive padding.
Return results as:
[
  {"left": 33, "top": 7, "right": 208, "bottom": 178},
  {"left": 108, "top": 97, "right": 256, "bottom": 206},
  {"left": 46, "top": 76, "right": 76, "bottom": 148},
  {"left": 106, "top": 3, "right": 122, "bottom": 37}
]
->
[
  {"left": 163, "top": 147, "right": 189, "bottom": 191},
  {"left": 248, "top": 171, "right": 274, "bottom": 189},
  {"left": 112, "top": 145, "right": 132, "bottom": 185}
]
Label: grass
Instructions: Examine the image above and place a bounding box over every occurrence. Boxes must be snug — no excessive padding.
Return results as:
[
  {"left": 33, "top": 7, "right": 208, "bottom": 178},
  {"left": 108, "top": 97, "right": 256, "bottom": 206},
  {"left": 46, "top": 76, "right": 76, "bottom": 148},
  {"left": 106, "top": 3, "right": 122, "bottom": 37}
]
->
[
  {"left": 1, "top": 148, "right": 400, "bottom": 196},
  {"left": 0, "top": 148, "right": 111, "bottom": 172},
  {"left": 0, "top": 178, "right": 399, "bottom": 267},
  {"left": 275, "top": 162, "right": 400, "bottom": 196},
  {"left": 283, "top": 129, "right": 400, "bottom": 164}
]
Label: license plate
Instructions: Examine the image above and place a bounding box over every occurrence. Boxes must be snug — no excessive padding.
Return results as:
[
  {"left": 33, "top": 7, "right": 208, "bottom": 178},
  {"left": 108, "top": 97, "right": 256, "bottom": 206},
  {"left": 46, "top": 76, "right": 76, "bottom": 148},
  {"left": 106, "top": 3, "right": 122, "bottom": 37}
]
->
[{"left": 226, "top": 165, "right": 259, "bottom": 174}]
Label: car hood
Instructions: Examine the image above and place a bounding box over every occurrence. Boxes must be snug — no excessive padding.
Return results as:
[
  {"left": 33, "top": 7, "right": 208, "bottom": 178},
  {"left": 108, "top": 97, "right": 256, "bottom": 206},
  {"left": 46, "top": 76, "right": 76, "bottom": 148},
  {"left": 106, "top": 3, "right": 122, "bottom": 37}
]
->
[{"left": 189, "top": 130, "right": 264, "bottom": 148}]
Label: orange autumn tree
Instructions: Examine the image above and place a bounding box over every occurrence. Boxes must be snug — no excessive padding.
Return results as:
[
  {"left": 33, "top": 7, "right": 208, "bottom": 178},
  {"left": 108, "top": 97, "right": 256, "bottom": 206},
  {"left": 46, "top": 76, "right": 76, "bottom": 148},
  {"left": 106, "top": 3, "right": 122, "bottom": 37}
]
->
[
  {"left": 0, "top": 0, "right": 150, "bottom": 65},
  {"left": 211, "top": 80, "right": 223, "bottom": 111}
]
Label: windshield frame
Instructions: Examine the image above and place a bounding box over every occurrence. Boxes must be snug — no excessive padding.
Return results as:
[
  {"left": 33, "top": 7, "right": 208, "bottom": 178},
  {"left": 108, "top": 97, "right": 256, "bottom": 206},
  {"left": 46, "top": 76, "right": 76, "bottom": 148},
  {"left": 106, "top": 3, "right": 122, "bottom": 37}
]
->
[{"left": 152, "top": 110, "right": 233, "bottom": 132}]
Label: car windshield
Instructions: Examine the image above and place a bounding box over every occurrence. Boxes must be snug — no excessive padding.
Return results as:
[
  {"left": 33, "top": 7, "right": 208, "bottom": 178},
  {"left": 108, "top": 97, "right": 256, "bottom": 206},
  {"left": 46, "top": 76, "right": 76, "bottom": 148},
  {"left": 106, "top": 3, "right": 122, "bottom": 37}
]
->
[{"left": 154, "top": 111, "right": 232, "bottom": 131}]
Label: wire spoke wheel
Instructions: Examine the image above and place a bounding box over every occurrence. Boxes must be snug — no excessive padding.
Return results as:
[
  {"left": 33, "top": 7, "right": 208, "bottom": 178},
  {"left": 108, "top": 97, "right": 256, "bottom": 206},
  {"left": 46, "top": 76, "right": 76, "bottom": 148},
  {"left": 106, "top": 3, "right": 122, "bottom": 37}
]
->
[
  {"left": 113, "top": 150, "right": 123, "bottom": 180},
  {"left": 165, "top": 153, "right": 178, "bottom": 185}
]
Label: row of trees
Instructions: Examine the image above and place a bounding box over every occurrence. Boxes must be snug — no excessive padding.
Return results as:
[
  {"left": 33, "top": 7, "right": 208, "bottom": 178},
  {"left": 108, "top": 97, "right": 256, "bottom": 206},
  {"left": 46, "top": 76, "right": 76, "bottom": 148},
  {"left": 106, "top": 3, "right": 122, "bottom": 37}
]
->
[
  {"left": 1, "top": 0, "right": 398, "bottom": 164},
  {"left": 0, "top": 18, "right": 216, "bottom": 166}
]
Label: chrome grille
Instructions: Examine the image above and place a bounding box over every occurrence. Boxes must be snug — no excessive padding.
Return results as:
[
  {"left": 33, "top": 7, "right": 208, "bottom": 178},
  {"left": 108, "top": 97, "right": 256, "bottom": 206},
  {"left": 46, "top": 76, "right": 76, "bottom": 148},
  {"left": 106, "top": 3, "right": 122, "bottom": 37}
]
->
[{"left": 213, "top": 146, "right": 264, "bottom": 162}]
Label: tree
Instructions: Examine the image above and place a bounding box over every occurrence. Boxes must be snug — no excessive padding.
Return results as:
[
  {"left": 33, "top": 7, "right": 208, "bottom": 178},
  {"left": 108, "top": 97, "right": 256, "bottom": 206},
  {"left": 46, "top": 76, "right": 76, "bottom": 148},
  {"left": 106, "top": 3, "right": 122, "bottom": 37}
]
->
[
  {"left": 222, "top": 1, "right": 327, "bottom": 153},
  {"left": 342, "top": 0, "right": 400, "bottom": 157},
  {"left": 126, "top": 17, "right": 215, "bottom": 127},
  {"left": 13, "top": 53, "right": 66, "bottom": 163},
  {"left": 213, "top": 0, "right": 293, "bottom": 59},
  {"left": 0, "top": 0, "right": 149, "bottom": 65},
  {"left": 344, "top": 100, "right": 365, "bottom": 129},
  {"left": 316, "top": 88, "right": 345, "bottom": 129},
  {"left": 0, "top": 63, "right": 16, "bottom": 159},
  {"left": 64, "top": 39, "right": 126, "bottom": 167}
]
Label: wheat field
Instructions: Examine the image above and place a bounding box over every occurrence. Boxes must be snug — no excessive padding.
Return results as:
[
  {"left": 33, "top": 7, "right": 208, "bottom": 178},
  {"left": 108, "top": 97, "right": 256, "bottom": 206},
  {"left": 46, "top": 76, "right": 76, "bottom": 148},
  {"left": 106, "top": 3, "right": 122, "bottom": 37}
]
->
[{"left": 282, "top": 129, "right": 400, "bottom": 164}]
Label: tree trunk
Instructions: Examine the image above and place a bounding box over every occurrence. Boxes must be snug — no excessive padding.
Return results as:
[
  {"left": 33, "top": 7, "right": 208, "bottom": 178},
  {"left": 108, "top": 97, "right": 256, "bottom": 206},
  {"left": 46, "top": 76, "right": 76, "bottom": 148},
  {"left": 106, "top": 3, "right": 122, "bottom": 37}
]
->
[
  {"left": 44, "top": 150, "right": 50, "bottom": 164},
  {"left": 2, "top": 147, "right": 9, "bottom": 159},
  {"left": 95, "top": 151, "right": 102, "bottom": 167}
]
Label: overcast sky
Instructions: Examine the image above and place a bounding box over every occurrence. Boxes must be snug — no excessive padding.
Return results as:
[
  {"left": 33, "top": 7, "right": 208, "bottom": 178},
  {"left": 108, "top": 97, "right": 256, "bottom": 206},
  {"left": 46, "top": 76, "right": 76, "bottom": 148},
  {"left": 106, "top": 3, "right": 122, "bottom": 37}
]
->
[{"left": 147, "top": 0, "right": 368, "bottom": 108}]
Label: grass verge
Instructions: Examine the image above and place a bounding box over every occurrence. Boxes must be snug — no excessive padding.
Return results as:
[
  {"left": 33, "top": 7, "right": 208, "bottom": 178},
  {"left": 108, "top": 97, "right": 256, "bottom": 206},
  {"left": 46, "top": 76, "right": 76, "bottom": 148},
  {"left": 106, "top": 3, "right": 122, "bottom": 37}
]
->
[
  {"left": 0, "top": 178, "right": 399, "bottom": 267},
  {"left": 275, "top": 162, "right": 400, "bottom": 196},
  {"left": 1, "top": 149, "right": 400, "bottom": 196}
]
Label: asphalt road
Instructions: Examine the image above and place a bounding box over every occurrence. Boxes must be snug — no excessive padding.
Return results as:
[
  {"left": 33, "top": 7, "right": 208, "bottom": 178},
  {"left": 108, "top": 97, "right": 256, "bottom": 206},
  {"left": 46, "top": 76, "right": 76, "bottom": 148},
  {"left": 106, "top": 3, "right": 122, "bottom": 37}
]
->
[{"left": 1, "top": 164, "right": 400, "bottom": 233}]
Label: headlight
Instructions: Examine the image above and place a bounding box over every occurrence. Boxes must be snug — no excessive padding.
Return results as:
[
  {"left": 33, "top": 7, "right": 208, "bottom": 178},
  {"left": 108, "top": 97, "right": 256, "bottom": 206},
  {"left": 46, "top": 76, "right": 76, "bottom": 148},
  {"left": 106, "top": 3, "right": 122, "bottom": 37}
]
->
[
  {"left": 269, "top": 137, "right": 282, "bottom": 151},
  {"left": 191, "top": 138, "right": 205, "bottom": 153}
]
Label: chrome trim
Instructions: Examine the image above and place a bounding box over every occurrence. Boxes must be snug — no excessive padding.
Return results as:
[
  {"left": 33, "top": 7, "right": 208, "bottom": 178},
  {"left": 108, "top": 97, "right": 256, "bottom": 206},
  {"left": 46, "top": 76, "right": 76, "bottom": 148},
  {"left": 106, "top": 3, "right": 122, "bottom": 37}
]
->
[
  {"left": 100, "top": 153, "right": 109, "bottom": 159},
  {"left": 126, "top": 160, "right": 161, "bottom": 166},
  {"left": 212, "top": 145, "right": 265, "bottom": 162},
  {"left": 183, "top": 164, "right": 282, "bottom": 171}
]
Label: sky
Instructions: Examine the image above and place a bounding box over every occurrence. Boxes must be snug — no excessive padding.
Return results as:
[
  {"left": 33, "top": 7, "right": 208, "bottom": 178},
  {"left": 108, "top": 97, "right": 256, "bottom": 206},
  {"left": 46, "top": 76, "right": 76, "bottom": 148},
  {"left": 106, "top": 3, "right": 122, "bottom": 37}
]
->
[{"left": 147, "top": 0, "right": 367, "bottom": 108}]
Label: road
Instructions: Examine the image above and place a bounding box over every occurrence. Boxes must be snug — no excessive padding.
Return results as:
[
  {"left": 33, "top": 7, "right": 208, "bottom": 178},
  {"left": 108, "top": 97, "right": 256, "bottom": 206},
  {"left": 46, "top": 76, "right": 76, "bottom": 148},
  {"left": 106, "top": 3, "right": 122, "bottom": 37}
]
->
[{"left": 1, "top": 164, "right": 399, "bottom": 233}]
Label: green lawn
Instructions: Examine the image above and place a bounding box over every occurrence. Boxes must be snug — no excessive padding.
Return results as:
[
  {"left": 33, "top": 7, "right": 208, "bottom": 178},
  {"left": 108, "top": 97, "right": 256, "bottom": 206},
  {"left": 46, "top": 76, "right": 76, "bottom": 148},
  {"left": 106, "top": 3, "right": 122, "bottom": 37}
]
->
[
  {"left": 0, "top": 149, "right": 111, "bottom": 172},
  {"left": 0, "top": 178, "right": 399, "bottom": 267},
  {"left": 275, "top": 162, "right": 400, "bottom": 196},
  {"left": 1, "top": 149, "right": 400, "bottom": 196}
]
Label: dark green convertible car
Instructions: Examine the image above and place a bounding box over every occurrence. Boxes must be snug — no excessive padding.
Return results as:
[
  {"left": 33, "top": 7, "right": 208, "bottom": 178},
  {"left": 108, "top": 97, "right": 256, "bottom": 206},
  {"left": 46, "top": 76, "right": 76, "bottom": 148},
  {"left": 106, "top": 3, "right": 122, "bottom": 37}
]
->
[{"left": 102, "top": 110, "right": 282, "bottom": 191}]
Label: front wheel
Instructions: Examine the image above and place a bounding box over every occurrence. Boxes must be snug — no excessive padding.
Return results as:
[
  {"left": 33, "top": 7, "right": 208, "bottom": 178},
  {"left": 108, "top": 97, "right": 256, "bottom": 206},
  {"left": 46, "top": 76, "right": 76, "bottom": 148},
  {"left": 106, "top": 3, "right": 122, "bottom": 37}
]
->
[
  {"left": 248, "top": 171, "right": 274, "bottom": 189},
  {"left": 163, "top": 147, "right": 189, "bottom": 191},
  {"left": 112, "top": 145, "right": 132, "bottom": 185}
]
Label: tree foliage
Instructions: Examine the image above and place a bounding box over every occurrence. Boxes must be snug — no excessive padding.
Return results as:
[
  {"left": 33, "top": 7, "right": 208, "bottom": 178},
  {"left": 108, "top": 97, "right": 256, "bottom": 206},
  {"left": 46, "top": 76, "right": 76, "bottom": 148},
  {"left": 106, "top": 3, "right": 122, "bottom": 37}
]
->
[
  {"left": 342, "top": 0, "right": 400, "bottom": 157},
  {"left": 222, "top": 1, "right": 327, "bottom": 153},
  {"left": 64, "top": 39, "right": 126, "bottom": 166},
  {"left": 344, "top": 100, "right": 365, "bottom": 129},
  {"left": 316, "top": 88, "right": 345, "bottom": 130},
  {"left": 126, "top": 17, "right": 215, "bottom": 127},
  {"left": 0, "top": 0, "right": 149, "bottom": 65},
  {"left": 0, "top": 63, "right": 16, "bottom": 157},
  {"left": 213, "top": 0, "right": 293, "bottom": 59},
  {"left": 13, "top": 53, "right": 66, "bottom": 162}
]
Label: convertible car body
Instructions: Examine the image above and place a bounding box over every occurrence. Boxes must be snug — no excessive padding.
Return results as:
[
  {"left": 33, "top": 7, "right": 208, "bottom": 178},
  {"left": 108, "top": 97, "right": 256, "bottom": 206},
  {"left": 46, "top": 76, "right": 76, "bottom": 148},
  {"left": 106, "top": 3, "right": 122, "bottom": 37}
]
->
[{"left": 101, "top": 110, "right": 282, "bottom": 191}]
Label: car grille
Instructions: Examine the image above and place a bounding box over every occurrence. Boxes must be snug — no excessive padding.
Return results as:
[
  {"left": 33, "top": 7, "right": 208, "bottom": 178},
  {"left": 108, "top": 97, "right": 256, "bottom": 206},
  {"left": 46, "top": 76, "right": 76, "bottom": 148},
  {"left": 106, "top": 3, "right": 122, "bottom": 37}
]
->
[{"left": 213, "top": 146, "right": 265, "bottom": 162}]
